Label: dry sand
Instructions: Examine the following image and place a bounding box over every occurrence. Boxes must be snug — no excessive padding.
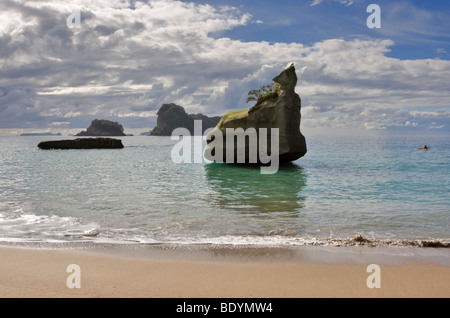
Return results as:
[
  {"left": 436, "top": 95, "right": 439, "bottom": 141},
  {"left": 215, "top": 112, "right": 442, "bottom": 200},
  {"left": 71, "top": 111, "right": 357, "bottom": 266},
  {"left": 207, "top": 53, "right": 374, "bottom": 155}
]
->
[{"left": 0, "top": 245, "right": 449, "bottom": 298}]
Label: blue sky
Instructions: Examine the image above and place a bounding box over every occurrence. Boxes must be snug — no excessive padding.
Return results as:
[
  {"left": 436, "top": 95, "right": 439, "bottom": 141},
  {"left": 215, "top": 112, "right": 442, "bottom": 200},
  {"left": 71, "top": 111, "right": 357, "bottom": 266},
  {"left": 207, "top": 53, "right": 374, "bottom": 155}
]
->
[
  {"left": 193, "top": 0, "right": 450, "bottom": 60},
  {"left": 0, "top": 0, "right": 449, "bottom": 135}
]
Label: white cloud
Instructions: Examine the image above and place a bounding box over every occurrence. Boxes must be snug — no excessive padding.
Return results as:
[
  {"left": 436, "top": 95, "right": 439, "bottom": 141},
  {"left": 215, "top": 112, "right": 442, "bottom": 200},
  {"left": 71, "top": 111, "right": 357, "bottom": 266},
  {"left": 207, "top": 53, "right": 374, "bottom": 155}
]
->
[
  {"left": 310, "top": 0, "right": 324, "bottom": 6},
  {"left": 378, "top": 2, "right": 450, "bottom": 46},
  {"left": 310, "top": 0, "right": 355, "bottom": 7},
  {"left": 0, "top": 0, "right": 449, "bottom": 132},
  {"left": 49, "top": 121, "right": 70, "bottom": 126}
]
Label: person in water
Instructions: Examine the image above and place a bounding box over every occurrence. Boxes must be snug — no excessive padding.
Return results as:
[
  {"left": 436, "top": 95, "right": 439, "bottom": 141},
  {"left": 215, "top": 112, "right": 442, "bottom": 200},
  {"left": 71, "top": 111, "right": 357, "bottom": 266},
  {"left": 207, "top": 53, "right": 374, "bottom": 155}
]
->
[{"left": 422, "top": 145, "right": 428, "bottom": 150}]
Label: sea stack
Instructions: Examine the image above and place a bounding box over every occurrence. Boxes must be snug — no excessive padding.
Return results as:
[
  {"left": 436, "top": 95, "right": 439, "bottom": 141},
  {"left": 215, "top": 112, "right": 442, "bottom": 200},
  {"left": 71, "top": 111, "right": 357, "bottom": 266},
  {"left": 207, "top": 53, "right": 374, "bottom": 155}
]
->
[
  {"left": 150, "top": 103, "right": 221, "bottom": 136},
  {"left": 204, "top": 64, "right": 307, "bottom": 163}
]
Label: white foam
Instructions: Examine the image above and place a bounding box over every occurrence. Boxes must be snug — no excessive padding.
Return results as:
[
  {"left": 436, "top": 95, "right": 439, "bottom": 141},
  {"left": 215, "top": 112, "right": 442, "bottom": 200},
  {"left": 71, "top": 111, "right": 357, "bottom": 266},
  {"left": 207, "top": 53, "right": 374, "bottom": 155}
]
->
[
  {"left": 1, "top": 211, "right": 449, "bottom": 249},
  {"left": 148, "top": 234, "right": 332, "bottom": 247},
  {"left": 0, "top": 211, "right": 100, "bottom": 243}
]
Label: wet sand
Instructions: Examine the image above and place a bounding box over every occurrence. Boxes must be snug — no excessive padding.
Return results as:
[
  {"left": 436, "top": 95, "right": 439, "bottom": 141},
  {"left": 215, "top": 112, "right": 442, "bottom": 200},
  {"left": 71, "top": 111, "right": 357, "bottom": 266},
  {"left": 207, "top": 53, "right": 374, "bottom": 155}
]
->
[{"left": 0, "top": 245, "right": 449, "bottom": 298}]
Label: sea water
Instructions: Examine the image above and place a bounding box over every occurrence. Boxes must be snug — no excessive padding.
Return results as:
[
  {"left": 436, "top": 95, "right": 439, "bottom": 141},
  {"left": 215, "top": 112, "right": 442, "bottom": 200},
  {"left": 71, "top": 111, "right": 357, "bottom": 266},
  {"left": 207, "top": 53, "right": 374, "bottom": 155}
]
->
[{"left": 0, "top": 133, "right": 448, "bottom": 246}]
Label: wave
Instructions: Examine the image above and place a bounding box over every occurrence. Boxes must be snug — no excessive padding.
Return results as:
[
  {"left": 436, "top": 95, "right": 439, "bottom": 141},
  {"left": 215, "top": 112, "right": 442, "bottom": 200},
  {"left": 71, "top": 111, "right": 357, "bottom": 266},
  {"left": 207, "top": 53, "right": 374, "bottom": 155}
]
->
[
  {"left": 105, "top": 233, "right": 450, "bottom": 248},
  {"left": 0, "top": 211, "right": 100, "bottom": 243},
  {"left": 1, "top": 212, "right": 448, "bottom": 248},
  {"left": 316, "top": 234, "right": 450, "bottom": 248}
]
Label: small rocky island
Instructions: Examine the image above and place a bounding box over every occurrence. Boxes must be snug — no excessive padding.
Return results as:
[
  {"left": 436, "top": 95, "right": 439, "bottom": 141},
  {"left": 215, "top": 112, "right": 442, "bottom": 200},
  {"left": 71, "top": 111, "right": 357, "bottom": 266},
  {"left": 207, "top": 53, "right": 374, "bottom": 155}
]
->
[
  {"left": 76, "top": 119, "right": 127, "bottom": 136},
  {"left": 38, "top": 138, "right": 124, "bottom": 150},
  {"left": 150, "top": 104, "right": 221, "bottom": 136},
  {"left": 20, "top": 132, "right": 62, "bottom": 136},
  {"left": 204, "top": 64, "right": 307, "bottom": 163}
]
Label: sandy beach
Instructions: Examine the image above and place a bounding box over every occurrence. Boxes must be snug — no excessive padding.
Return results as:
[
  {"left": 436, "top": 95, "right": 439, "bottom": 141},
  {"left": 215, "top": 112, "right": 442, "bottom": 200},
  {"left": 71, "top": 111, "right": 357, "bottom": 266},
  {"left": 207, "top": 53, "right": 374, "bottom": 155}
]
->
[{"left": 0, "top": 245, "right": 449, "bottom": 298}]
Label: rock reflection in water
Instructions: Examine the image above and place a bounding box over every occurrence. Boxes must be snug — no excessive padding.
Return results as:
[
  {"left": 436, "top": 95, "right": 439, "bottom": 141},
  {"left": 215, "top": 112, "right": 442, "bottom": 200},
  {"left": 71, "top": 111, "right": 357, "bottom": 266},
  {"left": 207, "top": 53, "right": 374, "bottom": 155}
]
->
[{"left": 204, "top": 163, "right": 307, "bottom": 214}]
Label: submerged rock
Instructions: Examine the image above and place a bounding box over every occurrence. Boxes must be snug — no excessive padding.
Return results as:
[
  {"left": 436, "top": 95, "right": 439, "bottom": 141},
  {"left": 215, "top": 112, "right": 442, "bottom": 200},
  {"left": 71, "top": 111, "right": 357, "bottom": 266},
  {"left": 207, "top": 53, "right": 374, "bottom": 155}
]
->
[
  {"left": 38, "top": 138, "right": 124, "bottom": 150},
  {"left": 150, "top": 103, "right": 221, "bottom": 136},
  {"left": 205, "top": 64, "right": 307, "bottom": 163}
]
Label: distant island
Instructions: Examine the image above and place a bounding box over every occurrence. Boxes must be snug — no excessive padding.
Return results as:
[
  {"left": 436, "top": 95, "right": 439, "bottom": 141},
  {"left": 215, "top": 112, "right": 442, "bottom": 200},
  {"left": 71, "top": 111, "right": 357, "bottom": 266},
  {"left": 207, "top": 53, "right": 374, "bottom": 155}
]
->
[
  {"left": 20, "top": 132, "right": 62, "bottom": 136},
  {"left": 76, "top": 119, "right": 127, "bottom": 137},
  {"left": 150, "top": 103, "right": 221, "bottom": 136}
]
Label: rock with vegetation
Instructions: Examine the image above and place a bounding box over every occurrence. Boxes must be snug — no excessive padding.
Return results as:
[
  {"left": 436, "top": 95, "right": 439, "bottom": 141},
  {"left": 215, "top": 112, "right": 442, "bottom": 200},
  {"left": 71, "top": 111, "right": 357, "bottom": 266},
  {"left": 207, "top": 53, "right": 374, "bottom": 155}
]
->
[
  {"left": 205, "top": 64, "right": 307, "bottom": 163},
  {"left": 38, "top": 138, "right": 124, "bottom": 150},
  {"left": 76, "top": 119, "right": 126, "bottom": 136},
  {"left": 150, "top": 103, "right": 221, "bottom": 136}
]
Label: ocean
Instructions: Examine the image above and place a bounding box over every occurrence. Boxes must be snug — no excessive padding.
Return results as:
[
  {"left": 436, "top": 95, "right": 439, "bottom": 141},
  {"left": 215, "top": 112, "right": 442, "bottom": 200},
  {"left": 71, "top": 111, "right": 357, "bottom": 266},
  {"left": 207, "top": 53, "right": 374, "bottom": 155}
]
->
[{"left": 0, "top": 132, "right": 449, "bottom": 247}]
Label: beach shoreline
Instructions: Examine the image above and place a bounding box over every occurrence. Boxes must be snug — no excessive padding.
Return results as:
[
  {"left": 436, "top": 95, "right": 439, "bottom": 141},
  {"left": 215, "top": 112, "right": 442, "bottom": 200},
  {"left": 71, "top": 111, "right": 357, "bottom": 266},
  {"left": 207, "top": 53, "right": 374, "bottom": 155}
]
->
[{"left": 0, "top": 244, "right": 449, "bottom": 298}]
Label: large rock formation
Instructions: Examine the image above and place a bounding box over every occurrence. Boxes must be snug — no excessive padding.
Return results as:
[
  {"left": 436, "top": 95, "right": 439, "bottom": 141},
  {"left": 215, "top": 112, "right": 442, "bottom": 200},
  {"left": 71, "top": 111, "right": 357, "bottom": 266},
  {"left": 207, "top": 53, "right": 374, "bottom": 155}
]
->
[
  {"left": 204, "top": 64, "right": 307, "bottom": 163},
  {"left": 150, "top": 104, "right": 221, "bottom": 136},
  {"left": 38, "top": 138, "right": 124, "bottom": 150},
  {"left": 76, "top": 119, "right": 126, "bottom": 136}
]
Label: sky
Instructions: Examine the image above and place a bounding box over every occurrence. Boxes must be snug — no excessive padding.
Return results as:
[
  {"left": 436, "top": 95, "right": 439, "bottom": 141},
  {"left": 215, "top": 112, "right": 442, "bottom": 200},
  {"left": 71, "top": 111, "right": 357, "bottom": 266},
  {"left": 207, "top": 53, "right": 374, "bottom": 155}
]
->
[{"left": 1, "top": 0, "right": 450, "bottom": 135}]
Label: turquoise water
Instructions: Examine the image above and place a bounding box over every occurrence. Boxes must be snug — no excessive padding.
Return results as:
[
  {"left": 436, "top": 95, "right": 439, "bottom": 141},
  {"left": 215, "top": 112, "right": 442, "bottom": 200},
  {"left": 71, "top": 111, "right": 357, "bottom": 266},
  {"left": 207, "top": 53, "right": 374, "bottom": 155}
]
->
[{"left": 0, "top": 133, "right": 448, "bottom": 246}]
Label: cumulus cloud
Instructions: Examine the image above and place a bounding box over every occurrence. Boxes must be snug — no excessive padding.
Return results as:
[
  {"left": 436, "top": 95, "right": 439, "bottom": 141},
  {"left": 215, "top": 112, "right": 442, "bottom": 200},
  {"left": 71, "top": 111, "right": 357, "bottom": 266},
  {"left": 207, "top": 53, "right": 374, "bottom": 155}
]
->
[{"left": 0, "top": 0, "right": 449, "bottom": 133}]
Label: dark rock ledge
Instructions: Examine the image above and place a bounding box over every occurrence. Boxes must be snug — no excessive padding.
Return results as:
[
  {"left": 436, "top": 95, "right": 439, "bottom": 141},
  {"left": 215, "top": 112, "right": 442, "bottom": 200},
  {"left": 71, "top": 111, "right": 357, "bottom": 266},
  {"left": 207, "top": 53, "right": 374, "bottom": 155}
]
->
[{"left": 38, "top": 138, "right": 124, "bottom": 150}]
